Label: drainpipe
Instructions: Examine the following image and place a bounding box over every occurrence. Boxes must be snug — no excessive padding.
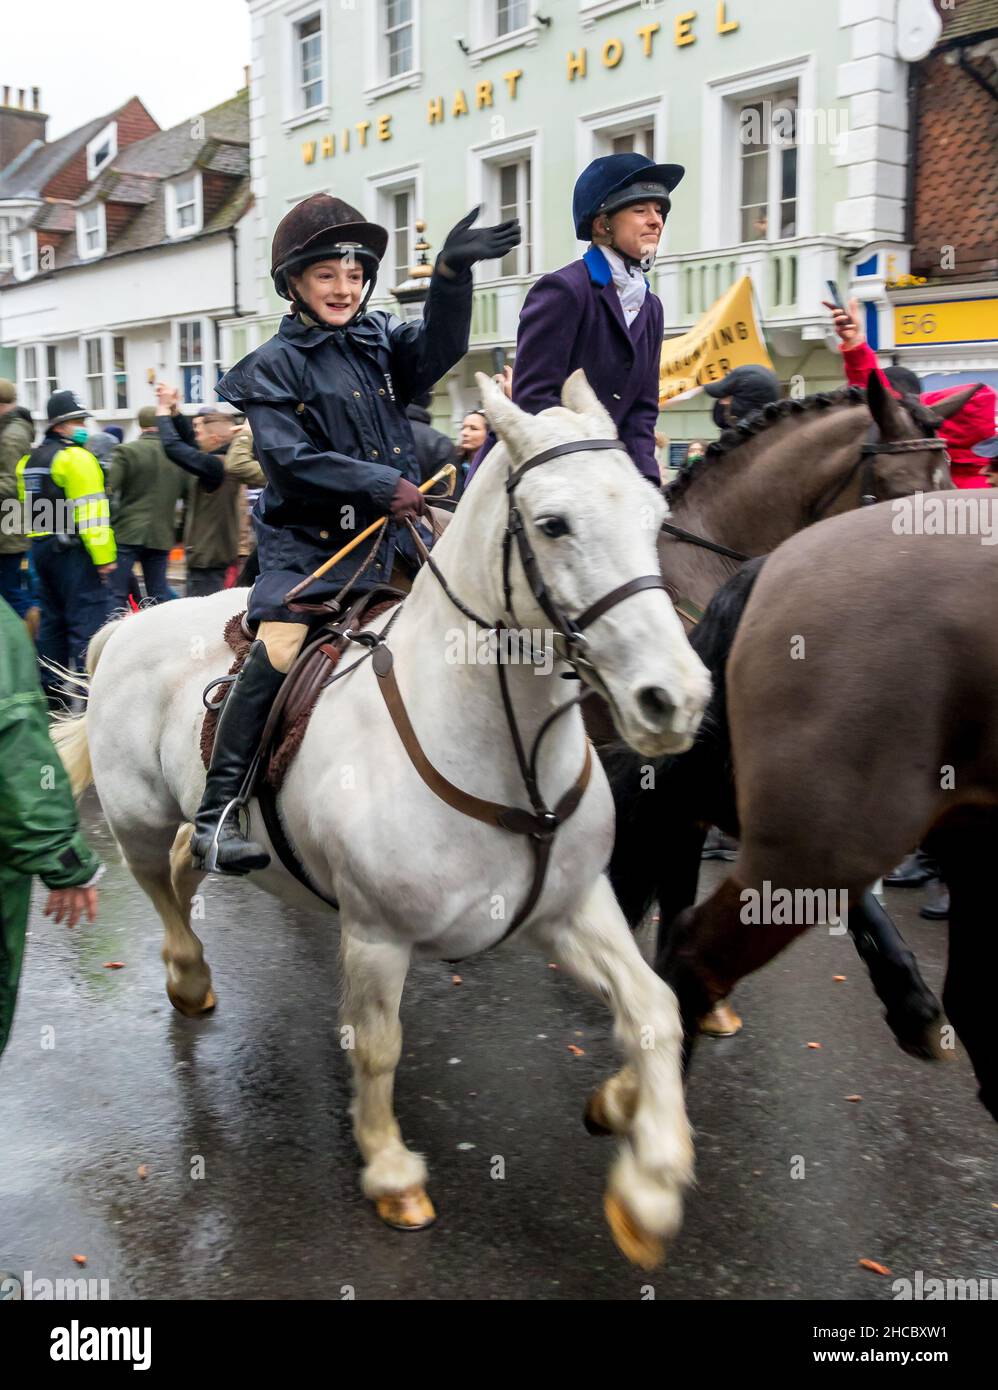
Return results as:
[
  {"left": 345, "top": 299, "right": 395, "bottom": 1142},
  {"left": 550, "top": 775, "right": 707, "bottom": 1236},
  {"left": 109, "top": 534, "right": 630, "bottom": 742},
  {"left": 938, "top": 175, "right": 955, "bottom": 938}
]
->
[
  {"left": 228, "top": 225, "right": 241, "bottom": 317},
  {"left": 904, "top": 62, "right": 920, "bottom": 247}
]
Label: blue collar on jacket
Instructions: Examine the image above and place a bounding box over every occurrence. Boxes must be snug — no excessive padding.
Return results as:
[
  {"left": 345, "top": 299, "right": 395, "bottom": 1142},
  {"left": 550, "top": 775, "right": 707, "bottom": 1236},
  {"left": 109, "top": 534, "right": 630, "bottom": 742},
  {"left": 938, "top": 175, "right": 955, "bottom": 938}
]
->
[
  {"left": 279, "top": 310, "right": 385, "bottom": 352},
  {"left": 583, "top": 244, "right": 651, "bottom": 288}
]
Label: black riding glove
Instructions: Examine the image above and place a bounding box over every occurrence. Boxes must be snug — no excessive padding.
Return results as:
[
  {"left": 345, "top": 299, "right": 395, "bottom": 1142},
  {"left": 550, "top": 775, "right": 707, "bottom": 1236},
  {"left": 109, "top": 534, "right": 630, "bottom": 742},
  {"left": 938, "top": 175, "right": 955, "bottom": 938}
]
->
[{"left": 438, "top": 206, "right": 521, "bottom": 277}]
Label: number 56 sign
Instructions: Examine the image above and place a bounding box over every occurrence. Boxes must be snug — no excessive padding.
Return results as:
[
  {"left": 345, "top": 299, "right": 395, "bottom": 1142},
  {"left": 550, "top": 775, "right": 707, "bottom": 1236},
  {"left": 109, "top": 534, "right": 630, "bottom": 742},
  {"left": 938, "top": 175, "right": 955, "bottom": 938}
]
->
[{"left": 894, "top": 298, "right": 998, "bottom": 346}]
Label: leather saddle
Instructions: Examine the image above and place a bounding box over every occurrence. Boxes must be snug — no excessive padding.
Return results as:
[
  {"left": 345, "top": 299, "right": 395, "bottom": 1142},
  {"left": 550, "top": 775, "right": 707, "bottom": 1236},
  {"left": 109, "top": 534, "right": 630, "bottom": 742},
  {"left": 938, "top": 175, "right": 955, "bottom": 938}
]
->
[{"left": 200, "top": 584, "right": 405, "bottom": 791}]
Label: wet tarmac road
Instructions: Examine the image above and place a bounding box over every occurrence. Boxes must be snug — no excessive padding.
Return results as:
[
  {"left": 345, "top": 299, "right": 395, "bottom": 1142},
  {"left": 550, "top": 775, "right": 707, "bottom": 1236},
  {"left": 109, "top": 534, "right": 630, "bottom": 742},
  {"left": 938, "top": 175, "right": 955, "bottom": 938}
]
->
[{"left": 1, "top": 792, "right": 995, "bottom": 1301}]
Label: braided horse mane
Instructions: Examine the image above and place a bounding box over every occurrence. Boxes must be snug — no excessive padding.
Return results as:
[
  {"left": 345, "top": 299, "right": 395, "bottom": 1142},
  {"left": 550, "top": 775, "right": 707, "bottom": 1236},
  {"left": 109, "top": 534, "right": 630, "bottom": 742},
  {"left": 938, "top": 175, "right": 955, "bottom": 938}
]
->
[{"left": 664, "top": 384, "right": 942, "bottom": 506}]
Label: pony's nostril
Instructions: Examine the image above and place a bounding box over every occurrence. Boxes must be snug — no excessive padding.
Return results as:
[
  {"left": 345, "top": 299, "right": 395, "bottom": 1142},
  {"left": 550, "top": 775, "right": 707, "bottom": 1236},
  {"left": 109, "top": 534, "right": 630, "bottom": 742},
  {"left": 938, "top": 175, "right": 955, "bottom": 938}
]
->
[{"left": 637, "top": 685, "right": 677, "bottom": 727}]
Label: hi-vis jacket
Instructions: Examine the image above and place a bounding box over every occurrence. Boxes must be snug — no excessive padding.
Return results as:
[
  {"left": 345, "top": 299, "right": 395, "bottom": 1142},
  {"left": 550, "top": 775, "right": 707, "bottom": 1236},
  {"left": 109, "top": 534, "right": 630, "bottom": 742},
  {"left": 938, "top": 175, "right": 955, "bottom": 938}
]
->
[{"left": 15, "top": 429, "right": 116, "bottom": 566}]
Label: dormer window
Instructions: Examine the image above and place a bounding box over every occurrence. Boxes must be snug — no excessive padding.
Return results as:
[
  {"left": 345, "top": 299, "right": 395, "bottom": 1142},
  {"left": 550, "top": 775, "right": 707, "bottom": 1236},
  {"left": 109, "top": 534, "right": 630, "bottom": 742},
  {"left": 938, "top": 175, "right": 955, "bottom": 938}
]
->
[
  {"left": 12, "top": 229, "right": 37, "bottom": 280},
  {"left": 86, "top": 122, "right": 118, "bottom": 181},
  {"left": 77, "top": 203, "right": 106, "bottom": 259},
  {"left": 166, "top": 173, "right": 203, "bottom": 238}
]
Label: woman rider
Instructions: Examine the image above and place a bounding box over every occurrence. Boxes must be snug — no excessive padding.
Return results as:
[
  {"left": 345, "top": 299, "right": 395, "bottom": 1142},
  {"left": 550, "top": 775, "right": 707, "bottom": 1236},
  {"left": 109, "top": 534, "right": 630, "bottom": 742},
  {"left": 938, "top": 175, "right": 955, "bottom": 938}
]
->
[
  {"left": 464, "top": 152, "right": 684, "bottom": 488},
  {"left": 192, "top": 194, "right": 520, "bottom": 875}
]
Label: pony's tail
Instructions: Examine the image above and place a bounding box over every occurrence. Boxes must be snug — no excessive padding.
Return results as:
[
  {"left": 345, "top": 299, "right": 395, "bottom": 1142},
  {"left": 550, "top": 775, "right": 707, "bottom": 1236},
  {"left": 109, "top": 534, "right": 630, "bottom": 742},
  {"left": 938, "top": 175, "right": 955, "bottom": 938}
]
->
[{"left": 49, "top": 615, "right": 124, "bottom": 800}]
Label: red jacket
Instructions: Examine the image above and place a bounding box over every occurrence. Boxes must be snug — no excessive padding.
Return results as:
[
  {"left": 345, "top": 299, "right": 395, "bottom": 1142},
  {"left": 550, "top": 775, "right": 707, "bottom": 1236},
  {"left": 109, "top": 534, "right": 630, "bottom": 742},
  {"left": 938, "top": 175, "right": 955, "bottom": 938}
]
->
[{"left": 841, "top": 342, "right": 996, "bottom": 489}]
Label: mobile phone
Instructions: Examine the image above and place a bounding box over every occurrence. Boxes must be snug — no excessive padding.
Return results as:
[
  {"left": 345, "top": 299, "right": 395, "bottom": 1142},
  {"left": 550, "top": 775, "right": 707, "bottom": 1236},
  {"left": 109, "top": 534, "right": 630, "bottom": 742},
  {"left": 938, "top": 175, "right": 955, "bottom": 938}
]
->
[{"left": 826, "top": 280, "right": 845, "bottom": 310}]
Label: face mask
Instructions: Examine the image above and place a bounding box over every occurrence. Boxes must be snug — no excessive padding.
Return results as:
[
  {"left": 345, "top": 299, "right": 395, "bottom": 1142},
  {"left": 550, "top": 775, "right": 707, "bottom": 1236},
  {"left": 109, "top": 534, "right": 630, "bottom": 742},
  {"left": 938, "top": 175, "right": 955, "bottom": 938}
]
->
[{"left": 70, "top": 427, "right": 89, "bottom": 445}]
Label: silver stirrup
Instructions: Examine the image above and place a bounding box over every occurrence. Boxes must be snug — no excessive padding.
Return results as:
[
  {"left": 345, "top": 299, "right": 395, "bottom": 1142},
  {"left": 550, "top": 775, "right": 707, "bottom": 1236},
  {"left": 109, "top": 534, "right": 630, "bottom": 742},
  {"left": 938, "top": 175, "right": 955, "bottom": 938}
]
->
[{"left": 198, "top": 797, "right": 249, "bottom": 873}]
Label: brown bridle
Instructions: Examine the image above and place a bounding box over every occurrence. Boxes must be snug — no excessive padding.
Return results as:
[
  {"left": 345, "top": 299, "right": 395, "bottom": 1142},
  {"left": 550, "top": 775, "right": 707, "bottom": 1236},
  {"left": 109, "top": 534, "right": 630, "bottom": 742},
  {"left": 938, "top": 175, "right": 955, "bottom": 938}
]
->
[{"left": 370, "top": 436, "right": 670, "bottom": 949}]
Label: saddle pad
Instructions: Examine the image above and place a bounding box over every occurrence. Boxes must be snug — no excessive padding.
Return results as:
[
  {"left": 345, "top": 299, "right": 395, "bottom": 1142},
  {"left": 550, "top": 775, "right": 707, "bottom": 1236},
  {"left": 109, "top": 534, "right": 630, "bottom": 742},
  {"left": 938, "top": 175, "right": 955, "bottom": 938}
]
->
[{"left": 199, "top": 601, "right": 397, "bottom": 790}]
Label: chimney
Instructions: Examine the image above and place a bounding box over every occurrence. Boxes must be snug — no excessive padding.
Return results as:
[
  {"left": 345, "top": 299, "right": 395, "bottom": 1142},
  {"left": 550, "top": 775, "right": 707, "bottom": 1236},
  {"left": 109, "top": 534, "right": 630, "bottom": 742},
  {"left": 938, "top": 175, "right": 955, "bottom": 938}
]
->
[
  {"left": 243, "top": 63, "right": 250, "bottom": 89},
  {"left": 0, "top": 82, "right": 48, "bottom": 170}
]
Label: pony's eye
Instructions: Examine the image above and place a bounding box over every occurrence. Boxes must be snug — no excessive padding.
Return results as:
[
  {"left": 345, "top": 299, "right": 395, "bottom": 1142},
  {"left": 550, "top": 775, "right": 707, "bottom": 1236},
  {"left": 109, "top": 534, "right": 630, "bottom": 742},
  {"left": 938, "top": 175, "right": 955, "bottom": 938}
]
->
[{"left": 538, "top": 517, "right": 570, "bottom": 538}]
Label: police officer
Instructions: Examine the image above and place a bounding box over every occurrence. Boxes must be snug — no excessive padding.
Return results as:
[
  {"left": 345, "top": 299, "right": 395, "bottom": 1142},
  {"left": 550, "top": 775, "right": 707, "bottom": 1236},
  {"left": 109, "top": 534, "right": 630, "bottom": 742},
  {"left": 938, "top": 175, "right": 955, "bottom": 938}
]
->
[
  {"left": 16, "top": 390, "right": 116, "bottom": 709},
  {"left": 191, "top": 194, "right": 519, "bottom": 874}
]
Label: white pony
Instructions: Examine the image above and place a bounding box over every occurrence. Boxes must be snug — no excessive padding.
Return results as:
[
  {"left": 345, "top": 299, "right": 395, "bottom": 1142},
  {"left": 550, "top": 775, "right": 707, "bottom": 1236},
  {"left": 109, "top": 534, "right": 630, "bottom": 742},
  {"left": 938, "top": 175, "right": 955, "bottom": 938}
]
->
[{"left": 55, "top": 371, "right": 711, "bottom": 1267}]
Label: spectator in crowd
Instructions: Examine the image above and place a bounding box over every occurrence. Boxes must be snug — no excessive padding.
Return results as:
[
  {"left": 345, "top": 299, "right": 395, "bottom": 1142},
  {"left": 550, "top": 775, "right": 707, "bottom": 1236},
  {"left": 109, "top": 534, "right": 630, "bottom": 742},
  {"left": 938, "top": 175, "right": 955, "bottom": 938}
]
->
[
  {"left": 85, "top": 431, "right": 118, "bottom": 464},
  {"left": 154, "top": 386, "right": 263, "bottom": 597},
  {"left": 224, "top": 422, "right": 266, "bottom": 586},
  {"left": 704, "top": 365, "right": 781, "bottom": 429},
  {"left": 0, "top": 594, "right": 103, "bottom": 1060},
  {"left": 825, "top": 297, "right": 997, "bottom": 488},
  {"left": 103, "top": 426, "right": 124, "bottom": 446},
  {"left": 406, "top": 390, "right": 457, "bottom": 497},
  {"left": 0, "top": 379, "right": 36, "bottom": 624},
  {"left": 456, "top": 410, "right": 488, "bottom": 494},
  {"left": 107, "top": 405, "right": 184, "bottom": 607},
  {"left": 15, "top": 390, "right": 116, "bottom": 710}
]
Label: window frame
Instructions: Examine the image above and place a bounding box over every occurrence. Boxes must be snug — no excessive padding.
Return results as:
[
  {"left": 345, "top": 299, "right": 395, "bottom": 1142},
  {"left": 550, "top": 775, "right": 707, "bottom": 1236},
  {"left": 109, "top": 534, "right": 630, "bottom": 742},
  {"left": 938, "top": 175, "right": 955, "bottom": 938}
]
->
[
  {"left": 175, "top": 317, "right": 207, "bottom": 406},
  {"left": 83, "top": 336, "right": 106, "bottom": 413},
  {"left": 76, "top": 202, "right": 107, "bottom": 261},
  {"left": 112, "top": 336, "right": 128, "bottom": 410},
  {"left": 20, "top": 345, "right": 39, "bottom": 416},
  {"left": 701, "top": 56, "right": 815, "bottom": 250},
  {"left": 365, "top": 163, "right": 424, "bottom": 294},
  {"left": 283, "top": 3, "right": 330, "bottom": 128},
  {"left": 467, "top": 0, "right": 541, "bottom": 65},
  {"left": 468, "top": 128, "right": 541, "bottom": 281},
  {"left": 364, "top": 0, "right": 422, "bottom": 103},
  {"left": 12, "top": 228, "right": 38, "bottom": 280},
  {"left": 86, "top": 121, "right": 118, "bottom": 182},
  {"left": 45, "top": 344, "right": 58, "bottom": 399},
  {"left": 166, "top": 172, "right": 203, "bottom": 240}
]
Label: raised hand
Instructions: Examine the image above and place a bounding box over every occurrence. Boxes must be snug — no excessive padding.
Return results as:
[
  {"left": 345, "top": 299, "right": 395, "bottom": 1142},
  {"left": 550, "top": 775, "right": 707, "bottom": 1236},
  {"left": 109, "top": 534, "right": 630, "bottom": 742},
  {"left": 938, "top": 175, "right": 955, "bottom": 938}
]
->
[{"left": 438, "top": 206, "right": 521, "bottom": 276}]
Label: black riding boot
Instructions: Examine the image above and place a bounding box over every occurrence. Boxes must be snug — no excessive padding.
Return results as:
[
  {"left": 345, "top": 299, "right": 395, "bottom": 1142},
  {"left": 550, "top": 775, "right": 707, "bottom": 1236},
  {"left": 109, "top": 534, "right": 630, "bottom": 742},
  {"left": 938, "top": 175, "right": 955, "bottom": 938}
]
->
[{"left": 190, "top": 640, "right": 285, "bottom": 875}]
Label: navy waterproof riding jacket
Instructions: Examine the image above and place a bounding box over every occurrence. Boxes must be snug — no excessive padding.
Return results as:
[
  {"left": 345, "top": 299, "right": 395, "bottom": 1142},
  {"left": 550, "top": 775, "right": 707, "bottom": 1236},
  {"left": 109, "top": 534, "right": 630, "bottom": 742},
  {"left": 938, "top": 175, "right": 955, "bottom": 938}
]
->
[{"left": 217, "top": 267, "right": 473, "bottom": 622}]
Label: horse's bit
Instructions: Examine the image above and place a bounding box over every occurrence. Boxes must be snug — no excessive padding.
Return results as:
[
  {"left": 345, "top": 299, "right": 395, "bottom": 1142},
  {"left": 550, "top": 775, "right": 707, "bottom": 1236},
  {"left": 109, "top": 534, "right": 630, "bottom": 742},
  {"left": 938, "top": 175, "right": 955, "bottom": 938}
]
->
[{"left": 371, "top": 436, "right": 669, "bottom": 949}]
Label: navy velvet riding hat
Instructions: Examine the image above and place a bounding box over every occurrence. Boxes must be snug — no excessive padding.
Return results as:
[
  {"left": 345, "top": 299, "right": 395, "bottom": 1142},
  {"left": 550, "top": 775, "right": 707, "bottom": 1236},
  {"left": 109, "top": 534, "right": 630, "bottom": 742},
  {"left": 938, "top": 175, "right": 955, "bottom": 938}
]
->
[{"left": 573, "top": 153, "right": 685, "bottom": 240}]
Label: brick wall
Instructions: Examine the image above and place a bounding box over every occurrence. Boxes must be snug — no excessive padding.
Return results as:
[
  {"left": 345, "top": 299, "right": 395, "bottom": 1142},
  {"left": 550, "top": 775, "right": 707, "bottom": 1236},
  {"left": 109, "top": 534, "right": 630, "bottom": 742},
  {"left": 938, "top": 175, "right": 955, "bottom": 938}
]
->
[{"left": 911, "top": 48, "right": 998, "bottom": 280}]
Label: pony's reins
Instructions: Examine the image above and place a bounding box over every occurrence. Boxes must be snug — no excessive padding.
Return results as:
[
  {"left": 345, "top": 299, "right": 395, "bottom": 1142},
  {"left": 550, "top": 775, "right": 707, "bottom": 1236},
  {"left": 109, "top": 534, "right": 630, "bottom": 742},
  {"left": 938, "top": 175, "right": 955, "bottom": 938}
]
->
[{"left": 366, "top": 435, "right": 668, "bottom": 947}]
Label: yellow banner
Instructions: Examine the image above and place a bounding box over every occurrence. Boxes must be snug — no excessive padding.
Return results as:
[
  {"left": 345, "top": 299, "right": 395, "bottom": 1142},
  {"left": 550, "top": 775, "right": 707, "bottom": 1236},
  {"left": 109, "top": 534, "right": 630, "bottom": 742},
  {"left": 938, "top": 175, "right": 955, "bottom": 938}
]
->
[
  {"left": 894, "top": 298, "right": 998, "bottom": 347},
  {"left": 659, "top": 276, "right": 773, "bottom": 405}
]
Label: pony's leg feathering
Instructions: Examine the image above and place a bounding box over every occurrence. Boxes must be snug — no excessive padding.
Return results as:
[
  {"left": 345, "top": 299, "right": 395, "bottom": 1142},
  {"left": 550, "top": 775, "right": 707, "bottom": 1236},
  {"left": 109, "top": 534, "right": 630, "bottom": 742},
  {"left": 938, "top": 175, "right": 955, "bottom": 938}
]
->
[{"left": 533, "top": 874, "right": 693, "bottom": 1269}]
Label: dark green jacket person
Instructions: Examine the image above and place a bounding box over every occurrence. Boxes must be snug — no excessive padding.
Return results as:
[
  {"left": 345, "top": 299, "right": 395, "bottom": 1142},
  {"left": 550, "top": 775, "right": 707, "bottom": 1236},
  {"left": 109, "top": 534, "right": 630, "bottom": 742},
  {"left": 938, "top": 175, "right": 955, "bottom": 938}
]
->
[
  {"left": 0, "top": 596, "right": 102, "bottom": 1057},
  {"left": 108, "top": 413, "right": 184, "bottom": 551}
]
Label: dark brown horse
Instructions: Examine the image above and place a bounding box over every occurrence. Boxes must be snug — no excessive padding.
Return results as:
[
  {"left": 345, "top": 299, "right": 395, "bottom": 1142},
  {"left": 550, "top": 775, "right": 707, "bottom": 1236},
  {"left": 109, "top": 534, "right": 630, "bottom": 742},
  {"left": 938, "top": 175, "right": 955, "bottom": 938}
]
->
[{"left": 653, "top": 497, "right": 998, "bottom": 1120}]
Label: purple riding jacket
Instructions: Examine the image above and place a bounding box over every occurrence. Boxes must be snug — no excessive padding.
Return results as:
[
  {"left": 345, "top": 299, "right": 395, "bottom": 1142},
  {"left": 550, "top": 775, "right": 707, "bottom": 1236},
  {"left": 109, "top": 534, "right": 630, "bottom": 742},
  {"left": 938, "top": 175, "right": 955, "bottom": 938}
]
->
[{"left": 465, "top": 245, "right": 663, "bottom": 487}]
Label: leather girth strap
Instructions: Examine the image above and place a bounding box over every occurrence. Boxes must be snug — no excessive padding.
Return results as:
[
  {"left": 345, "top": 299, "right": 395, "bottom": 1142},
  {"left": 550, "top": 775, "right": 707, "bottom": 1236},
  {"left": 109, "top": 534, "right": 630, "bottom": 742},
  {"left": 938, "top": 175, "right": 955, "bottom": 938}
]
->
[{"left": 371, "top": 643, "right": 592, "bottom": 945}]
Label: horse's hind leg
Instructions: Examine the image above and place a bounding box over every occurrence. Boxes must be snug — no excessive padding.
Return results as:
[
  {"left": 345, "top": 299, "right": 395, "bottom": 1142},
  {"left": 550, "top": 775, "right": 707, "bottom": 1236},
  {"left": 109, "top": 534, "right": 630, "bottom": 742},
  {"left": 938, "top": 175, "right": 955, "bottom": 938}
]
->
[
  {"left": 847, "top": 890, "right": 943, "bottom": 1060},
  {"left": 533, "top": 874, "right": 693, "bottom": 1270},
  {"left": 125, "top": 825, "right": 215, "bottom": 1016},
  {"left": 933, "top": 813, "right": 998, "bottom": 1121},
  {"left": 339, "top": 927, "right": 434, "bottom": 1229}
]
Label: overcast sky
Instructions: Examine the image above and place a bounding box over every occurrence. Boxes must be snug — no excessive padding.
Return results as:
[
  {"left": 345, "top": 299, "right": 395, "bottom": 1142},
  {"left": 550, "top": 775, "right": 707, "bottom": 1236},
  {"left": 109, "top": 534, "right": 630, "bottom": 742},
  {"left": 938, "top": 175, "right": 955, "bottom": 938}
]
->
[{"left": 4, "top": 0, "right": 251, "bottom": 141}]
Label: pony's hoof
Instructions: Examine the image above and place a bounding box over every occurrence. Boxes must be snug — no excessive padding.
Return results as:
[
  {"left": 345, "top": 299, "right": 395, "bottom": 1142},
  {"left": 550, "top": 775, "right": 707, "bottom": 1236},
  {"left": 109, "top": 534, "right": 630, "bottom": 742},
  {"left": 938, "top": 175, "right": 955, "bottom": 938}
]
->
[
  {"left": 604, "top": 1192, "right": 665, "bottom": 1270},
  {"left": 167, "top": 986, "right": 216, "bottom": 1017},
  {"left": 375, "top": 1186, "right": 436, "bottom": 1231},
  {"left": 584, "top": 1090, "right": 615, "bottom": 1137},
  {"left": 699, "top": 1000, "right": 742, "bottom": 1037}
]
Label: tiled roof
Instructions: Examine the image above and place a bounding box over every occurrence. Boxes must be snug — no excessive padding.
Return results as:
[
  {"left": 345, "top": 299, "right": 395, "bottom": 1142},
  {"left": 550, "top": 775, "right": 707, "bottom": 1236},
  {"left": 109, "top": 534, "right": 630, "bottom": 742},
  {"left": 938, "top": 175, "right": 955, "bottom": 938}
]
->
[
  {"left": 34, "top": 202, "right": 76, "bottom": 232},
  {"left": 0, "top": 107, "right": 123, "bottom": 199},
  {"left": 1, "top": 89, "right": 250, "bottom": 284},
  {"left": 936, "top": 0, "right": 998, "bottom": 45}
]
